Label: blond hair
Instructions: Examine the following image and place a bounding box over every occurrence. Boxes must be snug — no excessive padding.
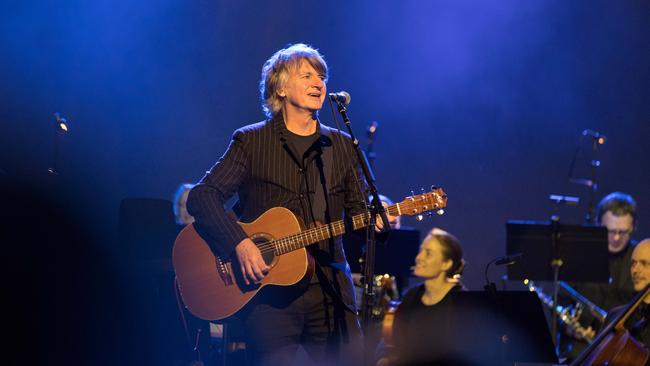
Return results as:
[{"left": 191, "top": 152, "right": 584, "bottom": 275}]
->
[{"left": 259, "top": 43, "right": 328, "bottom": 119}]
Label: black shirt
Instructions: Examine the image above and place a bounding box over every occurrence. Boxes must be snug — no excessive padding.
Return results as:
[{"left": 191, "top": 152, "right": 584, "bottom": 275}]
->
[
  {"left": 287, "top": 130, "right": 327, "bottom": 285},
  {"left": 286, "top": 129, "right": 325, "bottom": 225},
  {"left": 573, "top": 240, "right": 637, "bottom": 313},
  {"left": 392, "top": 284, "right": 467, "bottom": 365}
]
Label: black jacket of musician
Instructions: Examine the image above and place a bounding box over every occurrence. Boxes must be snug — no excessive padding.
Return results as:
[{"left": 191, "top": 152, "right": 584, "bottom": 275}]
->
[{"left": 187, "top": 115, "right": 370, "bottom": 312}]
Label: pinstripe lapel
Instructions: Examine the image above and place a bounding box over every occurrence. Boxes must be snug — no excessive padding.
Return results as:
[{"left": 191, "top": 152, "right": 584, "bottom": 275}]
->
[
  {"left": 317, "top": 123, "right": 334, "bottom": 192},
  {"left": 272, "top": 115, "right": 302, "bottom": 168}
]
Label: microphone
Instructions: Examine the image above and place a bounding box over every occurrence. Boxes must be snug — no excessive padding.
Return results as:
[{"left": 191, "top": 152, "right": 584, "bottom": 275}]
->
[
  {"left": 495, "top": 253, "right": 523, "bottom": 266},
  {"left": 582, "top": 129, "right": 606, "bottom": 145},
  {"left": 485, "top": 253, "right": 522, "bottom": 294},
  {"left": 329, "top": 91, "right": 351, "bottom": 105}
]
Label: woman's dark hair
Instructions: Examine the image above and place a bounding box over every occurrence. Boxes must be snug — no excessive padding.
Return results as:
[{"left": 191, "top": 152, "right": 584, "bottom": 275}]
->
[{"left": 423, "top": 228, "right": 465, "bottom": 279}]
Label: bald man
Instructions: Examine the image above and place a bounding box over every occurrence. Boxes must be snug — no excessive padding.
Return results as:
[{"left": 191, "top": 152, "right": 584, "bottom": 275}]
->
[
  {"left": 595, "top": 239, "right": 650, "bottom": 362},
  {"left": 631, "top": 239, "right": 650, "bottom": 301}
]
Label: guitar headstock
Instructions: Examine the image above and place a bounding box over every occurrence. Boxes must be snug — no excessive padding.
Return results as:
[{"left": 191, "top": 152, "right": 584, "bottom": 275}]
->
[{"left": 396, "top": 186, "right": 448, "bottom": 220}]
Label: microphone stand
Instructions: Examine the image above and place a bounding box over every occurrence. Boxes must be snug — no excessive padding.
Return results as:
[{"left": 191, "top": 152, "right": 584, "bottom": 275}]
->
[
  {"left": 585, "top": 135, "right": 602, "bottom": 224},
  {"left": 365, "top": 121, "right": 378, "bottom": 172},
  {"left": 484, "top": 253, "right": 524, "bottom": 295},
  {"left": 332, "top": 99, "right": 390, "bottom": 359},
  {"left": 549, "top": 215, "right": 562, "bottom": 354},
  {"left": 569, "top": 130, "right": 605, "bottom": 224}
]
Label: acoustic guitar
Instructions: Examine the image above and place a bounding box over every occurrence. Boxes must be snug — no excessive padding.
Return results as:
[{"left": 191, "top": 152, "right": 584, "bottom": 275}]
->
[{"left": 172, "top": 187, "right": 447, "bottom": 320}]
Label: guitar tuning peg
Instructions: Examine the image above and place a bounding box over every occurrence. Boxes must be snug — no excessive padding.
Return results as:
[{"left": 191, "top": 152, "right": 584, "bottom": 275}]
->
[
  {"left": 427, "top": 211, "right": 433, "bottom": 217},
  {"left": 416, "top": 214, "right": 424, "bottom": 221},
  {"left": 420, "top": 187, "right": 425, "bottom": 193},
  {"left": 436, "top": 209, "right": 445, "bottom": 215},
  {"left": 431, "top": 185, "right": 438, "bottom": 190},
  {"left": 410, "top": 190, "right": 415, "bottom": 196}
]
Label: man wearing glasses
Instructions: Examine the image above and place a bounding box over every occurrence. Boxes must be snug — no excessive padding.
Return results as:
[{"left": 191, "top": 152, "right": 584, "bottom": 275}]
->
[
  {"left": 564, "top": 192, "right": 639, "bottom": 360},
  {"left": 572, "top": 192, "right": 638, "bottom": 316},
  {"left": 593, "top": 192, "right": 639, "bottom": 310}
]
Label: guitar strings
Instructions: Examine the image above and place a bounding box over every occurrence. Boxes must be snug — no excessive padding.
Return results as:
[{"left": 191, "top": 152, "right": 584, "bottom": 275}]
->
[
  {"left": 252, "top": 198, "right": 435, "bottom": 255},
  {"left": 253, "top": 202, "right": 397, "bottom": 254},
  {"left": 253, "top": 199, "right": 428, "bottom": 254},
  {"left": 255, "top": 216, "right": 359, "bottom": 254},
  {"left": 253, "top": 206, "right": 379, "bottom": 254}
]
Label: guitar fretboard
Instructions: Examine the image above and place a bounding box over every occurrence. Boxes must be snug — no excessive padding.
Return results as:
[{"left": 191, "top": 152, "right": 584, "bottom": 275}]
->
[{"left": 265, "top": 204, "right": 402, "bottom": 255}]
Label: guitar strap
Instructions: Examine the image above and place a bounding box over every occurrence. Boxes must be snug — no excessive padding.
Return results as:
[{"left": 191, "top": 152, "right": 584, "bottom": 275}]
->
[
  {"left": 230, "top": 123, "right": 334, "bottom": 225},
  {"left": 313, "top": 124, "right": 334, "bottom": 225},
  {"left": 310, "top": 125, "right": 335, "bottom": 285}
]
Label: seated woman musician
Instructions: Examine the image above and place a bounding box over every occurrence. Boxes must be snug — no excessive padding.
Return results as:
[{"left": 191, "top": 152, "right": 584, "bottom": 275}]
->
[{"left": 378, "top": 227, "right": 466, "bottom": 366}]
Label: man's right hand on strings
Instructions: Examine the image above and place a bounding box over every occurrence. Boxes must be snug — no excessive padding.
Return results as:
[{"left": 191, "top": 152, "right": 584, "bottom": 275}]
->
[{"left": 235, "top": 238, "right": 270, "bottom": 285}]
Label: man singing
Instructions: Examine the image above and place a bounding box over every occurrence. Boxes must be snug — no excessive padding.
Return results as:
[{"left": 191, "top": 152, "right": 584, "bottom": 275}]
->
[{"left": 187, "top": 43, "right": 379, "bottom": 365}]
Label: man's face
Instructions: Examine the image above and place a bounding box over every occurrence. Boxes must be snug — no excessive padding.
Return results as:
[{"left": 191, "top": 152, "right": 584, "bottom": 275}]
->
[
  {"left": 601, "top": 211, "right": 634, "bottom": 254},
  {"left": 279, "top": 59, "right": 326, "bottom": 115},
  {"left": 631, "top": 241, "right": 650, "bottom": 292}
]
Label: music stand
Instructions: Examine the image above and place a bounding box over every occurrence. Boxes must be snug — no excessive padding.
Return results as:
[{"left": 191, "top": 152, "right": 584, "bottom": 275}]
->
[
  {"left": 343, "top": 227, "right": 421, "bottom": 292},
  {"left": 505, "top": 220, "right": 609, "bottom": 282},
  {"left": 505, "top": 219, "right": 609, "bottom": 352},
  {"left": 396, "top": 290, "right": 557, "bottom": 364}
]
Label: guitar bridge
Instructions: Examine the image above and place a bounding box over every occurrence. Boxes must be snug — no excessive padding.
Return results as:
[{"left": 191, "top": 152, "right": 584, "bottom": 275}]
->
[{"left": 215, "top": 255, "right": 234, "bottom": 286}]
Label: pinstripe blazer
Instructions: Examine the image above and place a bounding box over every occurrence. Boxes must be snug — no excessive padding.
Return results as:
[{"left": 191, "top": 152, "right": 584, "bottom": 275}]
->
[{"left": 187, "top": 115, "right": 368, "bottom": 311}]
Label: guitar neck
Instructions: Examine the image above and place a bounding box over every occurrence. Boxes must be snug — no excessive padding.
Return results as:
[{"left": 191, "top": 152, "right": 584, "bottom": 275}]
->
[{"left": 272, "top": 204, "right": 401, "bottom": 255}]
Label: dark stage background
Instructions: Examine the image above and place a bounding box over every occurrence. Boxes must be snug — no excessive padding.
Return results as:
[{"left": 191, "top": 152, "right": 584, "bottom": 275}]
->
[{"left": 2, "top": 0, "right": 649, "bottom": 364}]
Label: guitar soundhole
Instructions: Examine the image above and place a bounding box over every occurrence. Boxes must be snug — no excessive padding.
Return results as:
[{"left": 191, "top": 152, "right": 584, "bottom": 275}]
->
[{"left": 251, "top": 234, "right": 276, "bottom": 267}]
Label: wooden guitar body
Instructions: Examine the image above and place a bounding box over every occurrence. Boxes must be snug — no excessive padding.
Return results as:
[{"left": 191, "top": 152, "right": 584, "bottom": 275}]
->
[
  {"left": 172, "top": 207, "right": 314, "bottom": 320},
  {"left": 172, "top": 187, "right": 447, "bottom": 321}
]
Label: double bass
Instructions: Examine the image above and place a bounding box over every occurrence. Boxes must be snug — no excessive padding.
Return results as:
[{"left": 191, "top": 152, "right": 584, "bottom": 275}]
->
[{"left": 571, "top": 284, "right": 650, "bottom": 366}]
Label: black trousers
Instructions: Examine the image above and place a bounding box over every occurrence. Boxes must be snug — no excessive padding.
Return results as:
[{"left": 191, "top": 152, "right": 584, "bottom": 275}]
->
[{"left": 242, "top": 281, "right": 363, "bottom": 366}]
